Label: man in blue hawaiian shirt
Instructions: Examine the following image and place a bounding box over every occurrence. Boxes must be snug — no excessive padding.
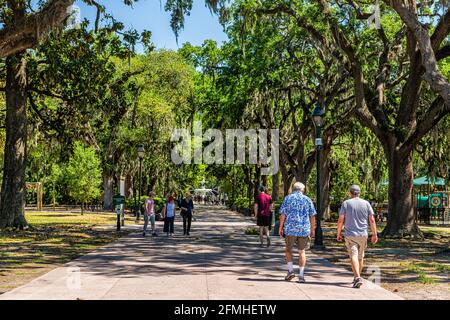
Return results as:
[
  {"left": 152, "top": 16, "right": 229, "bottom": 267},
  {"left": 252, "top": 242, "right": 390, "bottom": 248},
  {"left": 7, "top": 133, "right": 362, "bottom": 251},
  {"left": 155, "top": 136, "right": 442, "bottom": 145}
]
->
[{"left": 278, "top": 182, "right": 316, "bottom": 283}]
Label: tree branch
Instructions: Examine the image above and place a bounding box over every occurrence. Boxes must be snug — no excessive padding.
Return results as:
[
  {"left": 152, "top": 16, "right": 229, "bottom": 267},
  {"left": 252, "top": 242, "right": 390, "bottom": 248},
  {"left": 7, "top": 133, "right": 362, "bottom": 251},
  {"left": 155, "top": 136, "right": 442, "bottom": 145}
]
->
[
  {"left": 436, "top": 44, "right": 450, "bottom": 61},
  {"left": 386, "top": 0, "right": 450, "bottom": 107},
  {"left": 430, "top": 7, "right": 450, "bottom": 51},
  {"left": 401, "top": 96, "right": 450, "bottom": 153},
  {"left": 0, "top": 0, "right": 75, "bottom": 58}
]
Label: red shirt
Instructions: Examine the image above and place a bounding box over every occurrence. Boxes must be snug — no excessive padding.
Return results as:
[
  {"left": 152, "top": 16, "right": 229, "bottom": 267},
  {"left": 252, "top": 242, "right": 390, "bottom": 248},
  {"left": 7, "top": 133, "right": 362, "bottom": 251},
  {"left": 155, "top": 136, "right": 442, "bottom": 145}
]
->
[{"left": 256, "top": 193, "right": 273, "bottom": 217}]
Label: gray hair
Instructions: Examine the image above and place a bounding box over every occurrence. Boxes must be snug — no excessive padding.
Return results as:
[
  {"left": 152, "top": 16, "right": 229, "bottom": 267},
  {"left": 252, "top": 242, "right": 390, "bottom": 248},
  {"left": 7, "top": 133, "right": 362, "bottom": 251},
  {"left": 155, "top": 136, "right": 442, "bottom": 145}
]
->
[
  {"left": 349, "top": 184, "right": 361, "bottom": 196},
  {"left": 292, "top": 182, "right": 305, "bottom": 192}
]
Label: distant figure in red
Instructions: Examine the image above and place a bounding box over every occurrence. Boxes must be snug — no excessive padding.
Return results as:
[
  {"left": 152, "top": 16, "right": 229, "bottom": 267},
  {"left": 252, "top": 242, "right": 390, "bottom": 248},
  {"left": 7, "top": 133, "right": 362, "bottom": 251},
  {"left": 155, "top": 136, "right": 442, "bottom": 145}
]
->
[{"left": 254, "top": 185, "right": 273, "bottom": 247}]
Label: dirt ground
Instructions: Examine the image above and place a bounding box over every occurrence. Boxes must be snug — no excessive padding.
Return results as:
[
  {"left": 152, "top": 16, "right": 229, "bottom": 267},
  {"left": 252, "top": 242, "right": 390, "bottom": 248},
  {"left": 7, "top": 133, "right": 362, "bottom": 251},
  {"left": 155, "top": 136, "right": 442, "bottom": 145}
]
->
[
  {"left": 318, "top": 223, "right": 450, "bottom": 300},
  {"left": 0, "top": 211, "right": 132, "bottom": 295}
]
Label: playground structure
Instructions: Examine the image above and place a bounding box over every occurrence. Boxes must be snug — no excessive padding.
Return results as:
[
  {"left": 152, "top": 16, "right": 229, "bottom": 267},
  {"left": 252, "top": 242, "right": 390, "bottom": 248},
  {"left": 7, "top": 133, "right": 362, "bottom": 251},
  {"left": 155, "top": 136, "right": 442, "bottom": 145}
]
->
[{"left": 414, "top": 176, "right": 449, "bottom": 225}]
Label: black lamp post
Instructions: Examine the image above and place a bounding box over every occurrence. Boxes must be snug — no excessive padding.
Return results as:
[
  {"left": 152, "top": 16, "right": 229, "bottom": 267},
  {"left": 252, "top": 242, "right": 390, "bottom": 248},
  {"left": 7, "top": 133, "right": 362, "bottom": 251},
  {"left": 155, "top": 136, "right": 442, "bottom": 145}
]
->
[
  {"left": 312, "top": 102, "right": 325, "bottom": 249},
  {"left": 136, "top": 145, "right": 145, "bottom": 221},
  {"left": 349, "top": 149, "right": 357, "bottom": 166}
]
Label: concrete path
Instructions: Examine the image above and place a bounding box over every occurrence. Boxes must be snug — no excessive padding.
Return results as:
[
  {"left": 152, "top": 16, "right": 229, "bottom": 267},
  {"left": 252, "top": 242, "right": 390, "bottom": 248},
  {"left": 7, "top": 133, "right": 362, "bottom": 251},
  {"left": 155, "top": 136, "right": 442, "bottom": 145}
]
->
[{"left": 0, "top": 206, "right": 401, "bottom": 300}]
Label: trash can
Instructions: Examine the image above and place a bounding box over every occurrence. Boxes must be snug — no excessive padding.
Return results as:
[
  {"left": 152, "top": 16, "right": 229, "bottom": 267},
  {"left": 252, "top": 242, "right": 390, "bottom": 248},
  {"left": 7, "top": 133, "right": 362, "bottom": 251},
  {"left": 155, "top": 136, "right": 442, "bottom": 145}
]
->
[{"left": 113, "top": 195, "right": 126, "bottom": 230}]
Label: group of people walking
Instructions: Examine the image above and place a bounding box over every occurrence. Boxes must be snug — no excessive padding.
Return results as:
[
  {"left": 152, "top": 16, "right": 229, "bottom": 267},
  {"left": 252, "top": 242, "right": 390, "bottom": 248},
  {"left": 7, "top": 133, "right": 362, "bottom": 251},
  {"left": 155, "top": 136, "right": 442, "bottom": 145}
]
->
[
  {"left": 142, "top": 192, "right": 195, "bottom": 237},
  {"left": 255, "top": 182, "right": 378, "bottom": 288},
  {"left": 141, "top": 182, "right": 377, "bottom": 289}
]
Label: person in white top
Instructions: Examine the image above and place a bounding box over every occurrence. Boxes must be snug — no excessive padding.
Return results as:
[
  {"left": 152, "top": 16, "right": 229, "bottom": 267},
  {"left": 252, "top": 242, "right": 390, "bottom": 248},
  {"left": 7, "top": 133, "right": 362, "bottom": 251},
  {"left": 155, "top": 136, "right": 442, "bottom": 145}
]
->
[
  {"left": 143, "top": 191, "right": 156, "bottom": 237},
  {"left": 162, "top": 195, "right": 176, "bottom": 236}
]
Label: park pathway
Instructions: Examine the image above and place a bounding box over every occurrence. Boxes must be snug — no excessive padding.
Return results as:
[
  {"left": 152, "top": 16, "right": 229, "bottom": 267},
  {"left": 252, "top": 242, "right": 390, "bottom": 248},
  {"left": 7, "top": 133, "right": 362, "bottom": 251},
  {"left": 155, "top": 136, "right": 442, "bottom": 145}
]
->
[{"left": 0, "top": 205, "right": 401, "bottom": 300}]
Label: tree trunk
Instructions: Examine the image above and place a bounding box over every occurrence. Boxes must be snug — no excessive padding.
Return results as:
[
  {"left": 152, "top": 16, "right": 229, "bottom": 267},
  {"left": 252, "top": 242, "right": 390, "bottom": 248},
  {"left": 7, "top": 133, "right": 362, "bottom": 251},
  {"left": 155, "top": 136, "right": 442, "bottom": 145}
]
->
[
  {"left": 381, "top": 147, "right": 423, "bottom": 238},
  {"left": 149, "top": 175, "right": 157, "bottom": 194},
  {"left": 254, "top": 165, "right": 261, "bottom": 200},
  {"left": 125, "top": 174, "right": 133, "bottom": 198},
  {"left": 0, "top": 53, "right": 28, "bottom": 229},
  {"left": 320, "top": 147, "right": 332, "bottom": 220},
  {"left": 271, "top": 170, "right": 280, "bottom": 201},
  {"left": 282, "top": 172, "right": 294, "bottom": 196},
  {"left": 243, "top": 166, "right": 253, "bottom": 207},
  {"left": 102, "top": 170, "right": 114, "bottom": 211}
]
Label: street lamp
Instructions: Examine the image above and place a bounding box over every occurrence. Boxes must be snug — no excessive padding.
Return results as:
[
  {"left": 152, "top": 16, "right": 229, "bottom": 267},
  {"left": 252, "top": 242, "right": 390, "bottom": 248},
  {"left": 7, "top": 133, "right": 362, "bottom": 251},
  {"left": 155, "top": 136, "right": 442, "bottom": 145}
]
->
[
  {"left": 312, "top": 102, "right": 325, "bottom": 249},
  {"left": 136, "top": 145, "right": 145, "bottom": 221}
]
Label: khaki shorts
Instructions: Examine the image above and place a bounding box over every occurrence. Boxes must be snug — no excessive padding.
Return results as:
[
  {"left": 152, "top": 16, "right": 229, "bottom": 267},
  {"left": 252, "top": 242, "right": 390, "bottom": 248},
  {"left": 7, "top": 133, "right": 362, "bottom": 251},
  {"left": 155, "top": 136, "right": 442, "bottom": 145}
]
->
[
  {"left": 345, "top": 236, "right": 368, "bottom": 259},
  {"left": 285, "top": 236, "right": 310, "bottom": 251}
]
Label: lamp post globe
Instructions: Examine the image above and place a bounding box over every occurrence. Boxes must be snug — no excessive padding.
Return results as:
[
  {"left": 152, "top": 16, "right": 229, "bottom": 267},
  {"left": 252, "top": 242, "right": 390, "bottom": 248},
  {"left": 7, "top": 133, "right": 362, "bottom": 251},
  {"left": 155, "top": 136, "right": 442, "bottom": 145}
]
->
[
  {"left": 312, "top": 102, "right": 325, "bottom": 128},
  {"left": 138, "top": 145, "right": 145, "bottom": 159},
  {"left": 311, "top": 102, "right": 325, "bottom": 250}
]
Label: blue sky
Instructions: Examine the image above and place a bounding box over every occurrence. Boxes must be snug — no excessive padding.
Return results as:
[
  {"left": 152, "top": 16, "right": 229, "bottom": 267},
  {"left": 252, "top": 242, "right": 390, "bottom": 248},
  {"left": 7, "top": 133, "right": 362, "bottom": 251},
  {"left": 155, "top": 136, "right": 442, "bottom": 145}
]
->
[{"left": 76, "top": 0, "right": 229, "bottom": 51}]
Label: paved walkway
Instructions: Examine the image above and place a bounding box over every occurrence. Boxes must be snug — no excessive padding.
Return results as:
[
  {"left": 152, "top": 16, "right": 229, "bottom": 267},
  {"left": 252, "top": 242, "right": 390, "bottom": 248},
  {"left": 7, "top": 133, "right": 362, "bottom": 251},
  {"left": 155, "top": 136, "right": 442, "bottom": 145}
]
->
[{"left": 0, "top": 206, "right": 401, "bottom": 300}]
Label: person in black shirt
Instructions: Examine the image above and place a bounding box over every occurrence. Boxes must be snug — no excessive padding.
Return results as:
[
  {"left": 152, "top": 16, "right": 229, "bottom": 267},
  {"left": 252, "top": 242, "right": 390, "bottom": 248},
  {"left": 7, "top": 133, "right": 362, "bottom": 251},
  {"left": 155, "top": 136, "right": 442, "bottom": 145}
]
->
[{"left": 180, "top": 192, "right": 194, "bottom": 236}]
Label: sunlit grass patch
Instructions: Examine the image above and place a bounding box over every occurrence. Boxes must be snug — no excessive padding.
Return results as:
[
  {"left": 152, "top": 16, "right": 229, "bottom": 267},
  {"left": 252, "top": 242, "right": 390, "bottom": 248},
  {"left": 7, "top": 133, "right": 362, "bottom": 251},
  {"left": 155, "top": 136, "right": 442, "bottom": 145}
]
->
[
  {"left": 416, "top": 272, "right": 437, "bottom": 284},
  {"left": 433, "top": 263, "right": 450, "bottom": 273},
  {"left": 0, "top": 211, "right": 131, "bottom": 294},
  {"left": 400, "top": 262, "right": 421, "bottom": 274}
]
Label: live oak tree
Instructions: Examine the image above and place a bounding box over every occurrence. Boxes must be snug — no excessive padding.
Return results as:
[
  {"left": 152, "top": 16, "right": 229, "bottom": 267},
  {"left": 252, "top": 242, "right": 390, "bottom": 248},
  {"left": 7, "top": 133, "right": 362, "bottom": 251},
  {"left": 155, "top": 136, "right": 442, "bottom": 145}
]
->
[
  {"left": 65, "top": 141, "right": 102, "bottom": 213},
  {"left": 240, "top": 0, "right": 450, "bottom": 238},
  {"left": 0, "top": 0, "right": 214, "bottom": 228},
  {"left": 0, "top": 0, "right": 138, "bottom": 228},
  {"left": 188, "top": 7, "right": 356, "bottom": 218}
]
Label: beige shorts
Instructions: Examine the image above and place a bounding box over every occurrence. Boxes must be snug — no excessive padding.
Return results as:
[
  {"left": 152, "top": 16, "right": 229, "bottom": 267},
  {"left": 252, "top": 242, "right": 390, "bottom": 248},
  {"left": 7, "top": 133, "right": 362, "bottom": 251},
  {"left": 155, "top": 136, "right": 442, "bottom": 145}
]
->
[
  {"left": 285, "top": 236, "right": 310, "bottom": 251},
  {"left": 345, "top": 236, "right": 368, "bottom": 259}
]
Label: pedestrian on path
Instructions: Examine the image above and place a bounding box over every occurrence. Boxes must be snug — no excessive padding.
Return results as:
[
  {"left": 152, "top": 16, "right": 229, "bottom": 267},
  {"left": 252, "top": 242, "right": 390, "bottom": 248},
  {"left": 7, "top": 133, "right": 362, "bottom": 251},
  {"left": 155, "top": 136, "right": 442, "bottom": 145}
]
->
[
  {"left": 143, "top": 191, "right": 157, "bottom": 237},
  {"left": 278, "top": 182, "right": 316, "bottom": 283},
  {"left": 337, "top": 185, "right": 378, "bottom": 289},
  {"left": 254, "top": 185, "right": 273, "bottom": 247},
  {"left": 180, "top": 192, "right": 194, "bottom": 236},
  {"left": 162, "top": 195, "right": 176, "bottom": 236}
]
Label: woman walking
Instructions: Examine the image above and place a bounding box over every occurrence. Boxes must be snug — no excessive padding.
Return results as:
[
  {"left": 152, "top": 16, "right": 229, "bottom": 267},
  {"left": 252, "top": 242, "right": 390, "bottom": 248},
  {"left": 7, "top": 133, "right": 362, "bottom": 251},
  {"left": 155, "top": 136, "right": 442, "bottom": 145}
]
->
[
  {"left": 143, "top": 191, "right": 156, "bottom": 237},
  {"left": 180, "top": 192, "right": 194, "bottom": 236},
  {"left": 162, "top": 195, "right": 176, "bottom": 236}
]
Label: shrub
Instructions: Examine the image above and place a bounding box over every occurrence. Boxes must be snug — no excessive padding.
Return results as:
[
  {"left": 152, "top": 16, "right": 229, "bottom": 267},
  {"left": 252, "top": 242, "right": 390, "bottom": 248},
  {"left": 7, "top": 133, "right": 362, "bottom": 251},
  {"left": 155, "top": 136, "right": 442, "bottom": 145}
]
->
[
  {"left": 234, "top": 197, "right": 250, "bottom": 209},
  {"left": 245, "top": 227, "right": 259, "bottom": 235}
]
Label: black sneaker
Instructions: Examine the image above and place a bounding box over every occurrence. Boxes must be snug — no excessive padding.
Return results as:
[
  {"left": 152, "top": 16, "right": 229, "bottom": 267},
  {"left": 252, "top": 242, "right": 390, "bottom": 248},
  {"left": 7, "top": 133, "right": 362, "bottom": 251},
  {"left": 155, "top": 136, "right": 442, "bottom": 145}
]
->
[
  {"left": 353, "top": 277, "right": 363, "bottom": 288},
  {"left": 143, "top": 232, "right": 146, "bottom": 237},
  {"left": 298, "top": 276, "right": 306, "bottom": 283},
  {"left": 285, "top": 271, "right": 295, "bottom": 281},
  {"left": 266, "top": 237, "right": 271, "bottom": 247}
]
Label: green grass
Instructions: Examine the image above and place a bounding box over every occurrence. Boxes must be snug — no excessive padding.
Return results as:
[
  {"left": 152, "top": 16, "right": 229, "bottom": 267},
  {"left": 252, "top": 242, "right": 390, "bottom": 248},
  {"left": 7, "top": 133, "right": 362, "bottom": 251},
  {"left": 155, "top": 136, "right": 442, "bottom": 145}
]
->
[
  {"left": 26, "top": 211, "right": 134, "bottom": 226},
  {"left": 400, "top": 263, "right": 421, "bottom": 274},
  {"left": 0, "top": 211, "right": 131, "bottom": 275},
  {"left": 433, "top": 263, "right": 450, "bottom": 273},
  {"left": 416, "top": 272, "right": 437, "bottom": 284},
  {"left": 421, "top": 226, "right": 450, "bottom": 235},
  {"left": 244, "top": 227, "right": 259, "bottom": 235}
]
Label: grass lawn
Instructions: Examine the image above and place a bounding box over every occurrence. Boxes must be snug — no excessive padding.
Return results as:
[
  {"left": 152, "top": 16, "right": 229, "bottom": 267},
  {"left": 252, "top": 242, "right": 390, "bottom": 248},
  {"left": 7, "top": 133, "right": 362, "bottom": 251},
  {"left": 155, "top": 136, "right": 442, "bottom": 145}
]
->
[
  {"left": 317, "top": 222, "right": 450, "bottom": 300},
  {"left": 0, "top": 211, "right": 134, "bottom": 295}
]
